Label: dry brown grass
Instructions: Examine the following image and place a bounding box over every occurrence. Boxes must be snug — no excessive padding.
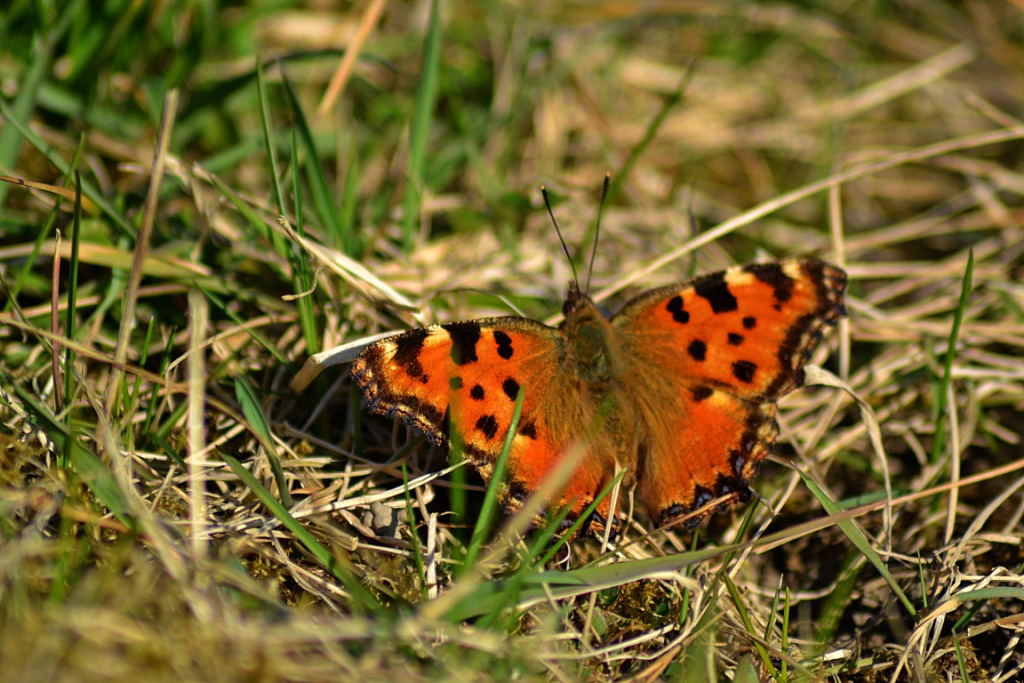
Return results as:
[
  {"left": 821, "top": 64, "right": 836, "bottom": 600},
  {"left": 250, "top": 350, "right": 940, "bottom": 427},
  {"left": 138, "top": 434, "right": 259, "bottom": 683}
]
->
[{"left": 2, "top": 1, "right": 1024, "bottom": 681}]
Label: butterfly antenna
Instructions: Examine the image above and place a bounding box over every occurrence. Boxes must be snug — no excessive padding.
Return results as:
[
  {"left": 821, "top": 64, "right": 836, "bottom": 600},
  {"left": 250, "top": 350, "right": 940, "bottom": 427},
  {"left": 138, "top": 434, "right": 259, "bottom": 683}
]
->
[
  {"left": 541, "top": 185, "right": 580, "bottom": 287},
  {"left": 584, "top": 173, "right": 611, "bottom": 296}
]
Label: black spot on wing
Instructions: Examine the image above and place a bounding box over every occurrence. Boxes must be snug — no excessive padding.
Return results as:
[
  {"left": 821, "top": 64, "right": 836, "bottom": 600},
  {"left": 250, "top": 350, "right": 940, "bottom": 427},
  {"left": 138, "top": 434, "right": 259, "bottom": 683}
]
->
[
  {"left": 518, "top": 419, "right": 537, "bottom": 440},
  {"left": 687, "top": 340, "right": 707, "bottom": 361},
  {"left": 746, "top": 262, "right": 795, "bottom": 305},
  {"left": 732, "top": 360, "right": 757, "bottom": 383},
  {"left": 493, "top": 330, "right": 514, "bottom": 360},
  {"left": 475, "top": 414, "right": 499, "bottom": 440},
  {"left": 666, "top": 295, "right": 689, "bottom": 324},
  {"left": 728, "top": 333, "right": 744, "bottom": 346},
  {"left": 502, "top": 377, "right": 520, "bottom": 401},
  {"left": 691, "top": 386, "right": 713, "bottom": 402},
  {"left": 470, "top": 384, "right": 485, "bottom": 401},
  {"left": 742, "top": 316, "right": 757, "bottom": 330},
  {"left": 391, "top": 328, "right": 430, "bottom": 379},
  {"left": 694, "top": 272, "right": 738, "bottom": 314},
  {"left": 443, "top": 321, "right": 481, "bottom": 366}
]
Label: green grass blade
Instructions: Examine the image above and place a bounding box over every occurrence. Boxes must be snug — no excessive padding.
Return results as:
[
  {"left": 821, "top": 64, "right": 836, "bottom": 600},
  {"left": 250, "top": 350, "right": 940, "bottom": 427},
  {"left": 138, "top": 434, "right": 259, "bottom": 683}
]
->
[
  {"left": 606, "top": 63, "right": 694, "bottom": 206},
  {"left": 798, "top": 469, "right": 917, "bottom": 616},
  {"left": 125, "top": 316, "right": 158, "bottom": 446},
  {"left": 221, "top": 453, "right": 379, "bottom": 613},
  {"left": 723, "top": 572, "right": 778, "bottom": 679},
  {"left": 930, "top": 248, "right": 973, "bottom": 463},
  {"left": 338, "top": 141, "right": 360, "bottom": 250},
  {"left": 781, "top": 587, "right": 791, "bottom": 681},
  {"left": 950, "top": 586, "right": 1024, "bottom": 631},
  {"left": 0, "top": 97, "right": 135, "bottom": 238},
  {"left": 61, "top": 173, "right": 82, "bottom": 439},
  {"left": 0, "top": 6, "right": 54, "bottom": 206},
  {"left": 535, "top": 471, "right": 625, "bottom": 568},
  {"left": 811, "top": 549, "right": 863, "bottom": 655},
  {"left": 279, "top": 68, "right": 349, "bottom": 253},
  {"left": 257, "top": 59, "right": 321, "bottom": 357},
  {"left": 448, "top": 451, "right": 468, "bottom": 530},
  {"left": 400, "top": 0, "right": 441, "bottom": 252},
  {"left": 444, "top": 542, "right": 735, "bottom": 622},
  {"left": 65, "top": 439, "right": 136, "bottom": 531},
  {"left": 676, "top": 619, "right": 718, "bottom": 683},
  {"left": 733, "top": 655, "right": 760, "bottom": 683},
  {"left": 196, "top": 282, "right": 288, "bottom": 364},
  {"left": 401, "top": 463, "right": 428, "bottom": 599},
  {"left": 256, "top": 57, "right": 287, "bottom": 218},
  {"left": 151, "top": 433, "right": 188, "bottom": 472},
  {"left": 6, "top": 381, "right": 134, "bottom": 529},
  {"left": 234, "top": 375, "right": 291, "bottom": 507},
  {"left": 289, "top": 129, "right": 319, "bottom": 355},
  {"left": 461, "top": 385, "right": 524, "bottom": 574},
  {"left": 953, "top": 633, "right": 970, "bottom": 683},
  {"left": 474, "top": 505, "right": 582, "bottom": 631},
  {"left": 7, "top": 132, "right": 87, "bottom": 306}
]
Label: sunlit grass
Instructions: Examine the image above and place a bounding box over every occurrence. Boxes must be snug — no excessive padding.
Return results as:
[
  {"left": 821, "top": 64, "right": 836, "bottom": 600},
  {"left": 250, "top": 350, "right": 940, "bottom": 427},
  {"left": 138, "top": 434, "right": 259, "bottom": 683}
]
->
[{"left": 2, "top": 1, "right": 1024, "bottom": 681}]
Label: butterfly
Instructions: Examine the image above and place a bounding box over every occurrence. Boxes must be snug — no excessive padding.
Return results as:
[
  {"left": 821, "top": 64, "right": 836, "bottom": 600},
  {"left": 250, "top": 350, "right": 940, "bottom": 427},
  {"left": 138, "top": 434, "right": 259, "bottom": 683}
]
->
[{"left": 351, "top": 257, "right": 847, "bottom": 535}]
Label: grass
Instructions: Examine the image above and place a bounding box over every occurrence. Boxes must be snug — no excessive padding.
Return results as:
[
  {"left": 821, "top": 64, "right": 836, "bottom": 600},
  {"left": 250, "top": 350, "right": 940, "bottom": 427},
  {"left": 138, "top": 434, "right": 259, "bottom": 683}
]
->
[{"left": 3, "top": 1, "right": 1024, "bottom": 680}]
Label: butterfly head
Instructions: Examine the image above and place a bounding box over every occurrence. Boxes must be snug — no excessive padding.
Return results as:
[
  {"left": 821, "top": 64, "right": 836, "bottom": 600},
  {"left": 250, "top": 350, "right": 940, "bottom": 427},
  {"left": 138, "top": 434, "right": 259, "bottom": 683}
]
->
[{"left": 562, "top": 280, "right": 598, "bottom": 319}]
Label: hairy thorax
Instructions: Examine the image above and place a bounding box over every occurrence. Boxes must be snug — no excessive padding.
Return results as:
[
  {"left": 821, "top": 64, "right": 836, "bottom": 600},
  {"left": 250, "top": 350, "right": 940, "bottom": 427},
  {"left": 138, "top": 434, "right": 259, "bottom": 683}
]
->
[{"left": 563, "top": 299, "right": 640, "bottom": 473}]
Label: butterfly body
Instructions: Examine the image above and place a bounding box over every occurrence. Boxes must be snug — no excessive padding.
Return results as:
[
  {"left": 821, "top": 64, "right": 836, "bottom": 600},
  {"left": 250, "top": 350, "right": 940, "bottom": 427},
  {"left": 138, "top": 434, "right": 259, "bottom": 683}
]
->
[{"left": 352, "top": 258, "right": 847, "bottom": 533}]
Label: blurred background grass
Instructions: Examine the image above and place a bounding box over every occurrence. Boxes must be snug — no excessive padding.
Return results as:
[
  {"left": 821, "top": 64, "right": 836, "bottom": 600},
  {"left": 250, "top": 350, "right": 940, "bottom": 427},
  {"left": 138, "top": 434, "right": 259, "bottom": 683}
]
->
[{"left": 2, "top": 1, "right": 1024, "bottom": 681}]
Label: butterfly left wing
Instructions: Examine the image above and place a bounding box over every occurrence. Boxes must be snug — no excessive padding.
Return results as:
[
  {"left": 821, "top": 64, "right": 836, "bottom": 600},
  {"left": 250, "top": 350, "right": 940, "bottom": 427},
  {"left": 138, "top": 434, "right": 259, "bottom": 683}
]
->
[
  {"left": 611, "top": 259, "right": 847, "bottom": 527},
  {"left": 352, "top": 319, "right": 619, "bottom": 530}
]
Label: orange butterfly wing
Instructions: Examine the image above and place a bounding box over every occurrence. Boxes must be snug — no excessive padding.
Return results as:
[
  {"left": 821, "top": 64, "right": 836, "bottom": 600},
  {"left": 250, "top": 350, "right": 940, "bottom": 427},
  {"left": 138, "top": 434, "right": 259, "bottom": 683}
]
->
[
  {"left": 611, "top": 259, "right": 847, "bottom": 526},
  {"left": 352, "top": 258, "right": 846, "bottom": 535},
  {"left": 351, "top": 319, "right": 617, "bottom": 529}
]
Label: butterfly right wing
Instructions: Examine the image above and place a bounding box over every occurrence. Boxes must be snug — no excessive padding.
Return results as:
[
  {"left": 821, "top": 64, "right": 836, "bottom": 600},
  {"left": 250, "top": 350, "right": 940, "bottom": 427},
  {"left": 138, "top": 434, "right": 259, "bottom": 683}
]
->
[
  {"left": 611, "top": 259, "right": 847, "bottom": 527},
  {"left": 351, "top": 318, "right": 617, "bottom": 530}
]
